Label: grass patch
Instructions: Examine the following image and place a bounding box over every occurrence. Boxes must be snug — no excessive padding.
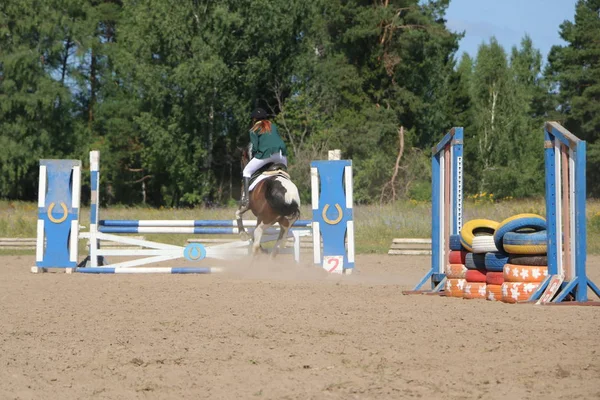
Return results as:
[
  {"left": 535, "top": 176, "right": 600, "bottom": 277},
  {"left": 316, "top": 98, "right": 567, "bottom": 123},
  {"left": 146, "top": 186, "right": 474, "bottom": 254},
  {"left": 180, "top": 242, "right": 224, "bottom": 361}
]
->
[{"left": 2, "top": 198, "right": 600, "bottom": 255}]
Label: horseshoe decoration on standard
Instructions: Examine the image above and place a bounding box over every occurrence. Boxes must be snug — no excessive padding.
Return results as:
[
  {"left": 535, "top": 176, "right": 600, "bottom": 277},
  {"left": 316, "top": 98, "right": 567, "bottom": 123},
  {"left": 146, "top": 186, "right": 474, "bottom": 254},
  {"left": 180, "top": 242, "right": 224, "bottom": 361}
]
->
[
  {"left": 184, "top": 243, "right": 207, "bottom": 261},
  {"left": 322, "top": 203, "right": 343, "bottom": 225},
  {"left": 47, "top": 202, "right": 68, "bottom": 224}
]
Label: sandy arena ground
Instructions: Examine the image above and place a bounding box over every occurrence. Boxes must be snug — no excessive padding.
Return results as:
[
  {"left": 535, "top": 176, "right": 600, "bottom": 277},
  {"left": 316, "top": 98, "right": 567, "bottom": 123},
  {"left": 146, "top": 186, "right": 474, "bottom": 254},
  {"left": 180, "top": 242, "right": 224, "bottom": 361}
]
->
[{"left": 1, "top": 253, "right": 599, "bottom": 400}]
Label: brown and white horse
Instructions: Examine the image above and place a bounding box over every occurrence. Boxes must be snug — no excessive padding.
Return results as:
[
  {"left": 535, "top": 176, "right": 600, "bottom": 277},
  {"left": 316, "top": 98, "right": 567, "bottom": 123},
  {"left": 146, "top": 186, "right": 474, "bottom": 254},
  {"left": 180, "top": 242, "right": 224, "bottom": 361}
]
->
[{"left": 235, "top": 146, "right": 301, "bottom": 257}]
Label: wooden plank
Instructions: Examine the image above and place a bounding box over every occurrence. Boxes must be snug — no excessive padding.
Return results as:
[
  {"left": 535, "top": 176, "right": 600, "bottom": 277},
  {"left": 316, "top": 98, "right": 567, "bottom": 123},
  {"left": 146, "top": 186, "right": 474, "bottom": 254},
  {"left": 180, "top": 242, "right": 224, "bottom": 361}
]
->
[
  {"left": 0, "top": 238, "right": 38, "bottom": 242},
  {"left": 390, "top": 243, "right": 432, "bottom": 250},
  {"left": 392, "top": 238, "right": 431, "bottom": 244},
  {"left": 536, "top": 275, "right": 565, "bottom": 305},
  {"left": 388, "top": 250, "right": 432, "bottom": 255},
  {"left": 389, "top": 237, "right": 432, "bottom": 255},
  {"left": 0, "top": 238, "right": 39, "bottom": 250}
]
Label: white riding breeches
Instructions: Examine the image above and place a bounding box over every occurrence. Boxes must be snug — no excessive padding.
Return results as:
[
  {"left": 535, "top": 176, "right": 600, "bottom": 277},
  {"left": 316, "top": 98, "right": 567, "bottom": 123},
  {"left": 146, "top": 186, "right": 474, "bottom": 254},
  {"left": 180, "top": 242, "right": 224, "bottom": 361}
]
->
[{"left": 243, "top": 151, "right": 288, "bottom": 178}]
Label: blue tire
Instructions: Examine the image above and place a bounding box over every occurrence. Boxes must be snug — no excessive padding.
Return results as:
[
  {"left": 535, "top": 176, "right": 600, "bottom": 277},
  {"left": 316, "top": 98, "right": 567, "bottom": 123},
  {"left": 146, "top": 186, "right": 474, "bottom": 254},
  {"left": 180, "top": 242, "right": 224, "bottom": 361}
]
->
[
  {"left": 449, "top": 234, "right": 463, "bottom": 251},
  {"left": 493, "top": 214, "right": 546, "bottom": 253},
  {"left": 502, "top": 230, "right": 547, "bottom": 255},
  {"left": 465, "top": 252, "right": 486, "bottom": 270},
  {"left": 485, "top": 251, "right": 509, "bottom": 272}
]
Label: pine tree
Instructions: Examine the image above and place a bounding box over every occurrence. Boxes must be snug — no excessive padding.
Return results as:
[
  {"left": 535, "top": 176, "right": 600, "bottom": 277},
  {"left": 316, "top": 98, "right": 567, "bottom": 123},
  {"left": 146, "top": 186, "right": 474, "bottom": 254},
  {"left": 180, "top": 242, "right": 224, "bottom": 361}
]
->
[
  {"left": 545, "top": 0, "right": 600, "bottom": 196},
  {"left": 0, "top": 0, "right": 77, "bottom": 199}
]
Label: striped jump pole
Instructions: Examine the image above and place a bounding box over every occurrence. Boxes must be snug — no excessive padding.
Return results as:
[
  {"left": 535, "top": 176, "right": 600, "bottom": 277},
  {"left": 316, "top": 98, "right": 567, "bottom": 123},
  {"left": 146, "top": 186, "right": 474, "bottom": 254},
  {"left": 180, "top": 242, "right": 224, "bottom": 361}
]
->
[
  {"left": 406, "top": 127, "right": 463, "bottom": 293},
  {"left": 99, "top": 219, "right": 312, "bottom": 227},
  {"left": 75, "top": 267, "right": 220, "bottom": 274},
  {"left": 530, "top": 122, "right": 600, "bottom": 305},
  {"left": 97, "top": 226, "right": 308, "bottom": 235}
]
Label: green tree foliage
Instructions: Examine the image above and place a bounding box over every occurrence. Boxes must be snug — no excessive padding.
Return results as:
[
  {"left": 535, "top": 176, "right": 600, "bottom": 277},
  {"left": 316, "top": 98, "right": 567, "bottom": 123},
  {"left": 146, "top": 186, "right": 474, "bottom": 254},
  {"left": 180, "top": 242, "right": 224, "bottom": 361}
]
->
[
  {"left": 545, "top": 0, "right": 600, "bottom": 196},
  {"left": 0, "top": 0, "right": 587, "bottom": 205},
  {"left": 461, "top": 36, "right": 547, "bottom": 199},
  {"left": 0, "top": 0, "right": 76, "bottom": 199}
]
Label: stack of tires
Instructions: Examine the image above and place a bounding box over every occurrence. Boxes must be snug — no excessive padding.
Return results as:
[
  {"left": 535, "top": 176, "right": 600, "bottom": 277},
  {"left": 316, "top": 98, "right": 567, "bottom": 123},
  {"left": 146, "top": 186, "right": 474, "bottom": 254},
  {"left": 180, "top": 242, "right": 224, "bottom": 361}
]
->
[
  {"left": 445, "top": 234, "right": 467, "bottom": 298},
  {"left": 446, "top": 219, "right": 500, "bottom": 299},
  {"left": 484, "top": 251, "right": 509, "bottom": 301},
  {"left": 444, "top": 235, "right": 467, "bottom": 298},
  {"left": 462, "top": 219, "right": 500, "bottom": 299},
  {"left": 492, "top": 214, "right": 548, "bottom": 303}
]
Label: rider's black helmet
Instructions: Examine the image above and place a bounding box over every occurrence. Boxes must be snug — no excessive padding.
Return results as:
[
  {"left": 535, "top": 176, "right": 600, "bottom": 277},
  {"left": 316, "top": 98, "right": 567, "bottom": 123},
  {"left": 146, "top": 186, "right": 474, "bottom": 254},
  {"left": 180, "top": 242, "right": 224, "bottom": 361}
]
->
[{"left": 251, "top": 107, "right": 268, "bottom": 121}]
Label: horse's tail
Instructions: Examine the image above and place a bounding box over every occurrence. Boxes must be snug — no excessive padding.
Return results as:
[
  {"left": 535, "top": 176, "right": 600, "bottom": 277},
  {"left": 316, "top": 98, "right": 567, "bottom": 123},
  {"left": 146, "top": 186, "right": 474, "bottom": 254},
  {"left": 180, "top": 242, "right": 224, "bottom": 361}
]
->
[
  {"left": 284, "top": 207, "right": 301, "bottom": 222},
  {"left": 265, "top": 177, "right": 301, "bottom": 220}
]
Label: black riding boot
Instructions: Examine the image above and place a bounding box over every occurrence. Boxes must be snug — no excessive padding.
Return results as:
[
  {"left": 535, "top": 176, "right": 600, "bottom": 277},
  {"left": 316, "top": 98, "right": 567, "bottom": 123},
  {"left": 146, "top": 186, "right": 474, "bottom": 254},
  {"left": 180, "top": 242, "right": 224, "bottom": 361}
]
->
[{"left": 240, "top": 177, "right": 250, "bottom": 208}]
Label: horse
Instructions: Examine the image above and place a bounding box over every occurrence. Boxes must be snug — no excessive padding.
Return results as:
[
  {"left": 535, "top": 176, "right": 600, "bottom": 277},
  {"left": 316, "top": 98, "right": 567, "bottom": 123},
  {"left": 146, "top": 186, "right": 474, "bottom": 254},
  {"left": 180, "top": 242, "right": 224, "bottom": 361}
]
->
[{"left": 235, "top": 146, "right": 301, "bottom": 258}]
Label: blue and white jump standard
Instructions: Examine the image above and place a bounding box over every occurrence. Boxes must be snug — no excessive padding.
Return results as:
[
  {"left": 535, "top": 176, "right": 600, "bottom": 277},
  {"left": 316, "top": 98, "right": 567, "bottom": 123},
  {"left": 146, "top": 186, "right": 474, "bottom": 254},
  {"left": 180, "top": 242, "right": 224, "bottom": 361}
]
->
[
  {"left": 530, "top": 122, "right": 600, "bottom": 305},
  {"left": 311, "top": 160, "right": 355, "bottom": 274},
  {"left": 31, "top": 158, "right": 81, "bottom": 273},
  {"left": 407, "top": 127, "right": 464, "bottom": 293}
]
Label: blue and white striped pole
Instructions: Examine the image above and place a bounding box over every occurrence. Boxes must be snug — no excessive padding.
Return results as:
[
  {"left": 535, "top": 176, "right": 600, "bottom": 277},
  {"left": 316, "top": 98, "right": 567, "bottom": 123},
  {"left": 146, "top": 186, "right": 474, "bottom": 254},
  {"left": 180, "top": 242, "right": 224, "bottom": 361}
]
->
[
  {"left": 98, "top": 226, "right": 306, "bottom": 235},
  {"left": 99, "top": 219, "right": 312, "bottom": 227},
  {"left": 89, "top": 151, "right": 101, "bottom": 268},
  {"left": 75, "top": 267, "right": 220, "bottom": 274}
]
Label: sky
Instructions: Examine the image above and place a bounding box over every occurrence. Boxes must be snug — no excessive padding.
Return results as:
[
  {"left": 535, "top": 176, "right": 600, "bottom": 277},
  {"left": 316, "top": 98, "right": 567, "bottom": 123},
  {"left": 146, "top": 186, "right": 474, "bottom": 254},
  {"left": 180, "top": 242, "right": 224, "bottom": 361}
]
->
[{"left": 445, "top": 0, "right": 578, "bottom": 65}]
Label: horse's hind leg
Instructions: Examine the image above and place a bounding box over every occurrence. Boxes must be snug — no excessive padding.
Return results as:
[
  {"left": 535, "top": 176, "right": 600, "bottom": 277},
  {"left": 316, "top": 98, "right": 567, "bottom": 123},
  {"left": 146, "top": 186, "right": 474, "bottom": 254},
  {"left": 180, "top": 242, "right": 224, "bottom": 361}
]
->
[
  {"left": 270, "top": 220, "right": 290, "bottom": 259},
  {"left": 236, "top": 205, "right": 251, "bottom": 241}
]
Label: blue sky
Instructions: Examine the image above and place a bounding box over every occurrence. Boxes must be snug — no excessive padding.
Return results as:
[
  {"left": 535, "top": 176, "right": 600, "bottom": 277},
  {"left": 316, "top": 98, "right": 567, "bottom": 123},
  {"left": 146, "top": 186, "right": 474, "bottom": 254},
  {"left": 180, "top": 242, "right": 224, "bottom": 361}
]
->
[{"left": 445, "top": 0, "right": 578, "bottom": 65}]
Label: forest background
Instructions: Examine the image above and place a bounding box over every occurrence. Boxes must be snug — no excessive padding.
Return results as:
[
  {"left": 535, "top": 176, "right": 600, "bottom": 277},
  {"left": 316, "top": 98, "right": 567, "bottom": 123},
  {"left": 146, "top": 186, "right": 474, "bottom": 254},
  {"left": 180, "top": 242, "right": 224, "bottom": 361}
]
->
[{"left": 2, "top": 0, "right": 600, "bottom": 208}]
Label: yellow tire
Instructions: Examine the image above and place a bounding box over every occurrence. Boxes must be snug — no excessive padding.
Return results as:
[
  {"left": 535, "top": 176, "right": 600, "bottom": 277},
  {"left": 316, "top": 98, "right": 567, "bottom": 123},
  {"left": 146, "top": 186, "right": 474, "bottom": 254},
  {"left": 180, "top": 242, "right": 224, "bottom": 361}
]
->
[
  {"left": 503, "top": 264, "right": 548, "bottom": 283},
  {"left": 503, "top": 243, "right": 547, "bottom": 255},
  {"left": 460, "top": 219, "right": 500, "bottom": 252}
]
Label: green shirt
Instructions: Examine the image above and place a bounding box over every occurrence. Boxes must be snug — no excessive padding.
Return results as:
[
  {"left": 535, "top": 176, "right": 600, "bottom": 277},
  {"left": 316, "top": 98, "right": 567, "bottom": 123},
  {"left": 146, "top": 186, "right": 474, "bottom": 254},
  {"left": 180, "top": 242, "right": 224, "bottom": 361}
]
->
[{"left": 249, "top": 122, "right": 288, "bottom": 159}]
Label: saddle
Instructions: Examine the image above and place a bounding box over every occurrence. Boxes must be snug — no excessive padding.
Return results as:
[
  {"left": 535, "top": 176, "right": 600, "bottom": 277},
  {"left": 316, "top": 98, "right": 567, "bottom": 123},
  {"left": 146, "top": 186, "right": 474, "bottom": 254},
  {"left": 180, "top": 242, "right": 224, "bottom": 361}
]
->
[{"left": 248, "top": 162, "right": 290, "bottom": 188}]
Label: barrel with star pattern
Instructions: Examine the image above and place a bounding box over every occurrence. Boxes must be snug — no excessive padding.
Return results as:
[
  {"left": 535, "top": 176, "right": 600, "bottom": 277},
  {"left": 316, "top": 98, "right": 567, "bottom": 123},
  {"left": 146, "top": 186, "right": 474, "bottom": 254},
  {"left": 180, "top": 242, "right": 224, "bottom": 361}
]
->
[
  {"left": 462, "top": 282, "right": 487, "bottom": 299},
  {"left": 445, "top": 278, "right": 466, "bottom": 297},
  {"left": 503, "top": 264, "right": 548, "bottom": 283},
  {"left": 501, "top": 282, "right": 541, "bottom": 303}
]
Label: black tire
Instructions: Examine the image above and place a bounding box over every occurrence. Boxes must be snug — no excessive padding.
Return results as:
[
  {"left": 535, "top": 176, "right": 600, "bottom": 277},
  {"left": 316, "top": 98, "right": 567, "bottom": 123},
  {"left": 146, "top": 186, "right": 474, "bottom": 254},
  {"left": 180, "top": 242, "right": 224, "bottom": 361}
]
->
[
  {"left": 472, "top": 227, "right": 495, "bottom": 236},
  {"left": 507, "top": 255, "right": 548, "bottom": 266},
  {"left": 465, "top": 252, "right": 486, "bottom": 270}
]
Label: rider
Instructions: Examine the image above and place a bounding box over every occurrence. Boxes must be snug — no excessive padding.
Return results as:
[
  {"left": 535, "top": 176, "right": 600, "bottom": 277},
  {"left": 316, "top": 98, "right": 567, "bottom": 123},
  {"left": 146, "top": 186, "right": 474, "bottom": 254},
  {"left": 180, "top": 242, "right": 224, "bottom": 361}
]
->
[{"left": 240, "top": 107, "right": 288, "bottom": 207}]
